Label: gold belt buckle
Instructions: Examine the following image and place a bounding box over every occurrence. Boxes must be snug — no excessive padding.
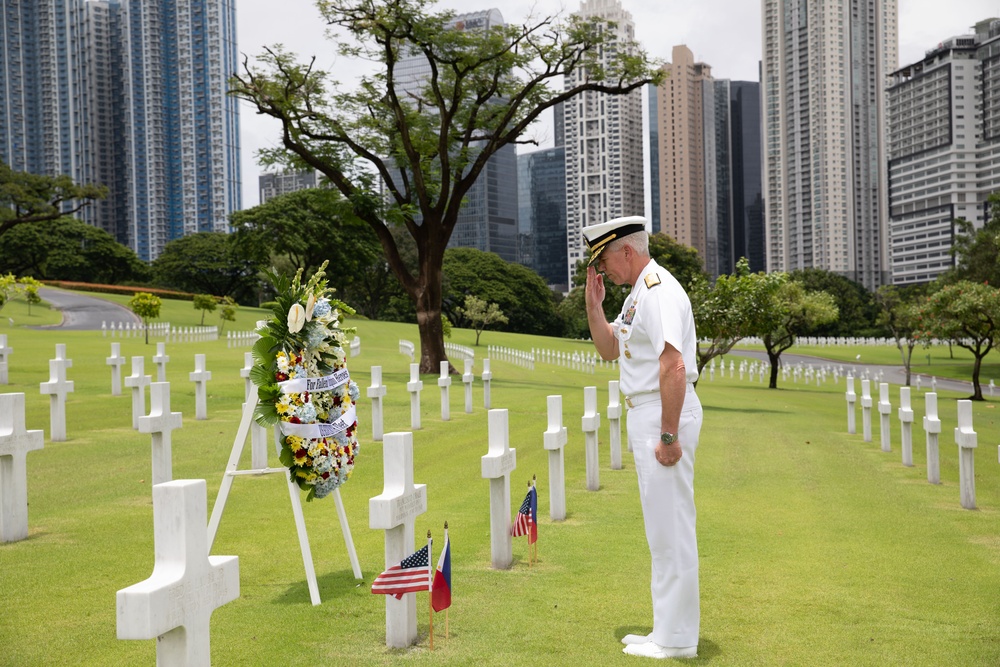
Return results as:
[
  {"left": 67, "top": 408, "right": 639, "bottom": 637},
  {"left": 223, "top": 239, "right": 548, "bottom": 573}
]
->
[{"left": 625, "top": 396, "right": 635, "bottom": 408}]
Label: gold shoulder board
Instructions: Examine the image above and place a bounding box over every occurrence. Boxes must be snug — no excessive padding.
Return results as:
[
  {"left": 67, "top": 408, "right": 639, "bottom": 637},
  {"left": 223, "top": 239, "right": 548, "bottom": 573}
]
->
[{"left": 644, "top": 273, "right": 661, "bottom": 289}]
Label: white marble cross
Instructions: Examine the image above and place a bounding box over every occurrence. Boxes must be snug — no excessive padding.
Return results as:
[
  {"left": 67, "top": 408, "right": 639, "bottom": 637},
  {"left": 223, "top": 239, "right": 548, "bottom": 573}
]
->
[
  {"left": 709, "top": 365, "right": 715, "bottom": 382},
  {"left": 481, "top": 359, "right": 493, "bottom": 409},
  {"left": 954, "top": 400, "right": 978, "bottom": 510},
  {"left": 369, "top": 431, "right": 427, "bottom": 648},
  {"left": 0, "top": 334, "right": 12, "bottom": 385},
  {"left": 116, "top": 479, "right": 239, "bottom": 664},
  {"left": 39, "top": 357, "right": 73, "bottom": 442},
  {"left": 350, "top": 335, "right": 361, "bottom": 357},
  {"left": 54, "top": 343, "right": 72, "bottom": 369},
  {"left": 124, "top": 357, "right": 151, "bottom": 430},
  {"left": 898, "top": 386, "right": 914, "bottom": 467},
  {"left": 438, "top": 360, "right": 451, "bottom": 422},
  {"left": 607, "top": 381, "right": 622, "bottom": 470},
  {"left": 106, "top": 343, "right": 126, "bottom": 396},
  {"left": 582, "top": 386, "right": 601, "bottom": 491},
  {"left": 138, "top": 383, "right": 183, "bottom": 485},
  {"left": 860, "top": 379, "right": 873, "bottom": 443},
  {"left": 923, "top": 392, "right": 942, "bottom": 485},
  {"left": 0, "top": 393, "right": 44, "bottom": 542},
  {"left": 153, "top": 342, "right": 170, "bottom": 382},
  {"left": 189, "top": 354, "right": 212, "bottom": 420},
  {"left": 543, "top": 395, "right": 568, "bottom": 522},
  {"left": 239, "top": 352, "right": 268, "bottom": 468},
  {"left": 462, "top": 358, "right": 474, "bottom": 414},
  {"left": 877, "top": 382, "right": 892, "bottom": 453},
  {"left": 367, "top": 366, "right": 387, "bottom": 442},
  {"left": 406, "top": 363, "right": 423, "bottom": 430},
  {"left": 481, "top": 409, "right": 516, "bottom": 569}
]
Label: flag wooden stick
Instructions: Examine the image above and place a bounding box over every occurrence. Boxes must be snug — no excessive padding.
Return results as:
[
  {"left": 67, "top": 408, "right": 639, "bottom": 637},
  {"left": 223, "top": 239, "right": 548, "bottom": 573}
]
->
[
  {"left": 427, "top": 530, "right": 434, "bottom": 651},
  {"left": 532, "top": 475, "right": 538, "bottom": 565},
  {"left": 526, "top": 480, "right": 533, "bottom": 568},
  {"left": 444, "top": 521, "right": 450, "bottom": 641}
]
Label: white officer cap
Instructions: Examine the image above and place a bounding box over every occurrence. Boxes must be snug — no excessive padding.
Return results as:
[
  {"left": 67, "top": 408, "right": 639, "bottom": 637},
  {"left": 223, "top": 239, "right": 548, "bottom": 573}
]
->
[{"left": 581, "top": 216, "right": 648, "bottom": 266}]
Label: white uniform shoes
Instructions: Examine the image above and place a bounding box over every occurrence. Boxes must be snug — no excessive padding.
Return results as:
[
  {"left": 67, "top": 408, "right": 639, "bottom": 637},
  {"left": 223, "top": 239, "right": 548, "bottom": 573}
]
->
[{"left": 622, "top": 640, "right": 698, "bottom": 659}]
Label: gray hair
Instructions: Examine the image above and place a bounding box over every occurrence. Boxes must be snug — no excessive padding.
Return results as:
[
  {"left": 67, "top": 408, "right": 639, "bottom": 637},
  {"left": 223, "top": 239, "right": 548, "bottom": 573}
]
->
[{"left": 607, "top": 230, "right": 649, "bottom": 256}]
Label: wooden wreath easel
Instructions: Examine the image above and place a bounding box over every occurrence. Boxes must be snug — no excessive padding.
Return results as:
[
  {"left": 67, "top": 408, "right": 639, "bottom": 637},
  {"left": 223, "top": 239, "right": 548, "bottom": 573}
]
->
[{"left": 207, "top": 397, "right": 363, "bottom": 606}]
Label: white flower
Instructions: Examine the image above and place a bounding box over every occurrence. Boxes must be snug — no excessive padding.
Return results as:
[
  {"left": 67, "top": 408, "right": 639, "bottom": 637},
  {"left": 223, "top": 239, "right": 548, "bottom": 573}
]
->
[
  {"left": 287, "top": 303, "right": 306, "bottom": 333},
  {"left": 305, "top": 293, "right": 317, "bottom": 321}
]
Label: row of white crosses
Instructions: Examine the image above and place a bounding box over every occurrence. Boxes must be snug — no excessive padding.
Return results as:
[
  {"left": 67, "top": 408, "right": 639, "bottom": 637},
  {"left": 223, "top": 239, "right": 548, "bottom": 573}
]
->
[
  {"left": 532, "top": 347, "right": 621, "bottom": 373},
  {"left": 226, "top": 330, "right": 260, "bottom": 348},
  {"left": 366, "top": 360, "right": 488, "bottom": 440},
  {"left": 487, "top": 345, "right": 536, "bottom": 370},
  {"left": 845, "top": 373, "right": 982, "bottom": 510}
]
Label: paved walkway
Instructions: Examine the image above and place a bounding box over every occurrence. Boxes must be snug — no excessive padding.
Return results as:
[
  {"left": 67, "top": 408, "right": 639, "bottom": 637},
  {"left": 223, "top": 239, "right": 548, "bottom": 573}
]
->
[{"left": 36, "top": 287, "right": 140, "bottom": 331}]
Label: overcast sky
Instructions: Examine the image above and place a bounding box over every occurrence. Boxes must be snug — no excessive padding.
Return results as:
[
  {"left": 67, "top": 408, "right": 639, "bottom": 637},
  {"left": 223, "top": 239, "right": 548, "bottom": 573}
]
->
[{"left": 234, "top": 0, "right": 1000, "bottom": 207}]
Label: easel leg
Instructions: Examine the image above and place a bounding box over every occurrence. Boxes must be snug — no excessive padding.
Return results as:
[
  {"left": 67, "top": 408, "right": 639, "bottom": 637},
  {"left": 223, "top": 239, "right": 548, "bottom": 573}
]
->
[
  {"left": 286, "top": 470, "right": 322, "bottom": 606},
  {"left": 334, "top": 488, "right": 363, "bottom": 580},
  {"left": 207, "top": 400, "right": 256, "bottom": 550}
]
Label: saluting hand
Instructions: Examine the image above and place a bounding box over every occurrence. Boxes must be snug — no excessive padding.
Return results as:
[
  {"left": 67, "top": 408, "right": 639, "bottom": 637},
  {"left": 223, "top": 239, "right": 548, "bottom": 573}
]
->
[
  {"left": 655, "top": 441, "right": 682, "bottom": 467},
  {"left": 585, "top": 265, "right": 605, "bottom": 308}
]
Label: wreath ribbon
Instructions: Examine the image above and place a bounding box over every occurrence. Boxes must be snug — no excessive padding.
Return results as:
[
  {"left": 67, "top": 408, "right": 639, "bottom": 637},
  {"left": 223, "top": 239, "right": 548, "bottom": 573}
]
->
[
  {"left": 278, "top": 368, "right": 351, "bottom": 394},
  {"left": 279, "top": 404, "right": 357, "bottom": 439}
]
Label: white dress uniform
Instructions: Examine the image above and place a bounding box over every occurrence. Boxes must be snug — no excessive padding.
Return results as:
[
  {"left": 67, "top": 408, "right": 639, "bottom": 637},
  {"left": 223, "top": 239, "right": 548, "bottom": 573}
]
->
[{"left": 612, "top": 257, "right": 703, "bottom": 650}]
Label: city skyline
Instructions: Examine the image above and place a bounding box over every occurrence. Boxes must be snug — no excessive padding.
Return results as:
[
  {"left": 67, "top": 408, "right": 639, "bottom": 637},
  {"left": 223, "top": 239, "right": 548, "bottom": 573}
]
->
[{"left": 235, "top": 0, "right": 998, "bottom": 209}]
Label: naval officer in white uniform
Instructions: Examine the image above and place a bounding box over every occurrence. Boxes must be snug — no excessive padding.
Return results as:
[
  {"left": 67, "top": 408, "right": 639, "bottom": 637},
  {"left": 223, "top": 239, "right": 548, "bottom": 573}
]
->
[{"left": 583, "top": 216, "right": 703, "bottom": 660}]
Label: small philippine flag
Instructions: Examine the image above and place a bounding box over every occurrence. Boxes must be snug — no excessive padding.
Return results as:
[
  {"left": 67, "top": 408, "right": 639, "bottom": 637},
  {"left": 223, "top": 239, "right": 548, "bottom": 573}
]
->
[{"left": 431, "top": 532, "right": 451, "bottom": 612}]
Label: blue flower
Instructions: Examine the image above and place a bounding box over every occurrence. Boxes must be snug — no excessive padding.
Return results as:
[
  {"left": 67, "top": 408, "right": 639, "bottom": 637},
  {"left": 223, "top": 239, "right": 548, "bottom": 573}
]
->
[
  {"left": 348, "top": 381, "right": 360, "bottom": 402},
  {"left": 312, "top": 298, "right": 332, "bottom": 318}
]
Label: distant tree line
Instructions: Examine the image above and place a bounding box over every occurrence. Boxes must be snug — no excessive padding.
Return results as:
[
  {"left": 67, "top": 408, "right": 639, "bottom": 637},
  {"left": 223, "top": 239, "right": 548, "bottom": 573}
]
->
[{"left": 3, "top": 161, "right": 1000, "bottom": 398}]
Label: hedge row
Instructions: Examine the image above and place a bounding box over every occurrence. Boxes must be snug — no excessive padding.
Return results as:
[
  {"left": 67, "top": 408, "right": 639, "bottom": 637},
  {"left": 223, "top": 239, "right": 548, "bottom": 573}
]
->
[{"left": 41, "top": 280, "right": 196, "bottom": 301}]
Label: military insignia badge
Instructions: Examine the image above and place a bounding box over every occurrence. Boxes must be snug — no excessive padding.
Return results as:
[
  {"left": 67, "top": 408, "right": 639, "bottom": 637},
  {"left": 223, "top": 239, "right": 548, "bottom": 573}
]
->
[
  {"left": 623, "top": 303, "right": 636, "bottom": 325},
  {"left": 644, "top": 273, "right": 661, "bottom": 289}
]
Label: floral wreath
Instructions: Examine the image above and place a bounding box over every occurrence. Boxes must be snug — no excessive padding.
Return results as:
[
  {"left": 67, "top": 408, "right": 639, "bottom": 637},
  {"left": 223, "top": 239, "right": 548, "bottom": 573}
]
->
[{"left": 250, "top": 261, "right": 360, "bottom": 501}]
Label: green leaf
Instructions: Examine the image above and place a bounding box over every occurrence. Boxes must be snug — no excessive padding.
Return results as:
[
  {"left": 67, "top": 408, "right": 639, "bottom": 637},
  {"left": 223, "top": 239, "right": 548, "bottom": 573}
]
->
[
  {"left": 252, "top": 336, "right": 281, "bottom": 363},
  {"left": 254, "top": 401, "right": 279, "bottom": 427},
  {"left": 278, "top": 443, "right": 294, "bottom": 467},
  {"left": 249, "top": 364, "right": 274, "bottom": 387}
]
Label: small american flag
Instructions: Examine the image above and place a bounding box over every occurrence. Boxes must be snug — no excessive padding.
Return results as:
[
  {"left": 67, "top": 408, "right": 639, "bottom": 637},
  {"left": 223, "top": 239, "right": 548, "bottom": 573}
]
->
[
  {"left": 371, "top": 544, "right": 431, "bottom": 599},
  {"left": 510, "top": 485, "right": 537, "bottom": 544}
]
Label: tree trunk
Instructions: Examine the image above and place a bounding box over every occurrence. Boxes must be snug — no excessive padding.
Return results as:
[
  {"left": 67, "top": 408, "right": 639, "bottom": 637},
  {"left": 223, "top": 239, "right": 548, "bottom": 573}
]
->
[
  {"left": 767, "top": 348, "right": 780, "bottom": 389},
  {"left": 415, "top": 284, "right": 447, "bottom": 375},
  {"left": 971, "top": 352, "right": 985, "bottom": 401}
]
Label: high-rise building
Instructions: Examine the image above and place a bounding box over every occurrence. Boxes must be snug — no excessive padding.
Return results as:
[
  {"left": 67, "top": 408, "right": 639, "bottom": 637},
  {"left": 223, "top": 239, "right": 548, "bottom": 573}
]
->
[
  {"left": 887, "top": 35, "right": 978, "bottom": 284},
  {"left": 729, "top": 80, "right": 765, "bottom": 272},
  {"left": 761, "top": 0, "right": 898, "bottom": 289},
  {"left": 393, "top": 9, "right": 519, "bottom": 264},
  {"left": 562, "top": 0, "right": 645, "bottom": 285},
  {"left": 651, "top": 45, "right": 763, "bottom": 277},
  {"left": 655, "top": 46, "right": 712, "bottom": 266},
  {"left": 647, "top": 84, "right": 661, "bottom": 234},
  {"left": 0, "top": 0, "right": 241, "bottom": 262},
  {"left": 886, "top": 19, "right": 1000, "bottom": 285},
  {"left": 517, "top": 147, "right": 568, "bottom": 291},
  {"left": 259, "top": 170, "right": 321, "bottom": 204}
]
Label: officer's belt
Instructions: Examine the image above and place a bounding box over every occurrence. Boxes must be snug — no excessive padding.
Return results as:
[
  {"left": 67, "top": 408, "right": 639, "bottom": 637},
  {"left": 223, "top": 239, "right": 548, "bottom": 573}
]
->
[{"left": 624, "top": 392, "right": 659, "bottom": 409}]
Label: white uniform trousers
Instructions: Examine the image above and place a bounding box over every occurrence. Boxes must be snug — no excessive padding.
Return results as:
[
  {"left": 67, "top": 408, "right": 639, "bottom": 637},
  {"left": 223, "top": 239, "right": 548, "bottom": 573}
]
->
[{"left": 626, "top": 387, "right": 703, "bottom": 649}]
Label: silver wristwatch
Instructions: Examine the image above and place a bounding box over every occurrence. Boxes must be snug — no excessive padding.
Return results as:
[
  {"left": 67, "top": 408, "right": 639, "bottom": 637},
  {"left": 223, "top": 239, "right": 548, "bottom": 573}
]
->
[{"left": 660, "top": 432, "right": 676, "bottom": 445}]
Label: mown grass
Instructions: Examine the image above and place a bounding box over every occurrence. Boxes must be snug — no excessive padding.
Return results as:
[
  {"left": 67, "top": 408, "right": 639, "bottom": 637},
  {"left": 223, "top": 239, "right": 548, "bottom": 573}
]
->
[{"left": 0, "top": 293, "right": 998, "bottom": 666}]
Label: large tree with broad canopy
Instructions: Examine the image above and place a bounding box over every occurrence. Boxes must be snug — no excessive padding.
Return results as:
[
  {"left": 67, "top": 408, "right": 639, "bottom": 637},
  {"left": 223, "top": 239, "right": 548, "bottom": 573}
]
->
[{"left": 231, "top": 0, "right": 662, "bottom": 372}]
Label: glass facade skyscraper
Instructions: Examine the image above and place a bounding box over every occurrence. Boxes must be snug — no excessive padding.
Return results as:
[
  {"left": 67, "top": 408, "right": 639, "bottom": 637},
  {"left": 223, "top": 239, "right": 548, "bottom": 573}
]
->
[
  {"left": 392, "top": 8, "right": 519, "bottom": 264},
  {"left": 518, "top": 147, "right": 568, "bottom": 291},
  {"left": 0, "top": 0, "right": 241, "bottom": 261}
]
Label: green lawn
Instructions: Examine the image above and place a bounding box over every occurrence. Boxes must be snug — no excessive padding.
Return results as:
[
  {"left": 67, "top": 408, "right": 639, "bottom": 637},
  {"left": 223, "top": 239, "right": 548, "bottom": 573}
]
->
[{"left": 1, "top": 300, "right": 999, "bottom": 666}]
